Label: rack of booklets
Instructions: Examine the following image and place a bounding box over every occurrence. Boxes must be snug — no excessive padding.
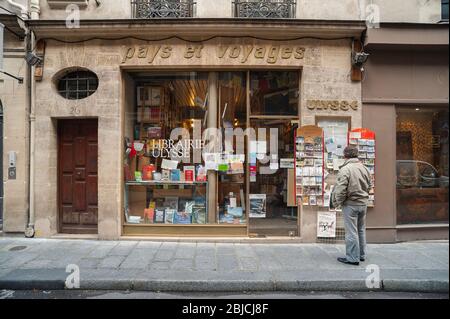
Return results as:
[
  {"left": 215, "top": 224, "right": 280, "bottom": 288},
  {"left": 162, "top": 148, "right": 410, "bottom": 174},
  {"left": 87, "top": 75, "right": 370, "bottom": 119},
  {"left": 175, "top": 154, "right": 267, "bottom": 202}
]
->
[
  {"left": 348, "top": 128, "right": 376, "bottom": 207},
  {"left": 294, "top": 125, "right": 325, "bottom": 207}
]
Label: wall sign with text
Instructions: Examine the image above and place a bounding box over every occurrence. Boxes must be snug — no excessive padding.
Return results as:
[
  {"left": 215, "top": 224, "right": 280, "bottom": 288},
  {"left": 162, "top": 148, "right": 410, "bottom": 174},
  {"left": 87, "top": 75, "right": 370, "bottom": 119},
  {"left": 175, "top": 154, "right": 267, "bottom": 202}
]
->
[
  {"left": 306, "top": 100, "right": 359, "bottom": 112},
  {"left": 121, "top": 44, "right": 307, "bottom": 65}
]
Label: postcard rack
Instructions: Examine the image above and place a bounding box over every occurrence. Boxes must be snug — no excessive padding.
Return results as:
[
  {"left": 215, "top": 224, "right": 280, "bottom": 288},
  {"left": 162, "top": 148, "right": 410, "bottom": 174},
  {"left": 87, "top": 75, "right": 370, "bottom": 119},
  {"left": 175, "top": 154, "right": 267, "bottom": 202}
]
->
[
  {"left": 348, "top": 128, "right": 376, "bottom": 207},
  {"left": 294, "top": 125, "right": 325, "bottom": 207}
]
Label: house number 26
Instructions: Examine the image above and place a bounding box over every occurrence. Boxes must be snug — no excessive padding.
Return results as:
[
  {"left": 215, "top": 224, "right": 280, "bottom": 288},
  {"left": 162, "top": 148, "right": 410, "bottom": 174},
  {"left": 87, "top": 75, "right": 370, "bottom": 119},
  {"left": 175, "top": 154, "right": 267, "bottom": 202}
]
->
[{"left": 70, "top": 106, "right": 81, "bottom": 115}]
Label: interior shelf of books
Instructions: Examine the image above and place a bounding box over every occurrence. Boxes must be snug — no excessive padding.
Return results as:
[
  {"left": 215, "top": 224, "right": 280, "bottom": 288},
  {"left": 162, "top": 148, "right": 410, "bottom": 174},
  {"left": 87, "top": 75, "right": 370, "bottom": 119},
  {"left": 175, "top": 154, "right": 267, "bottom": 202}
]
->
[
  {"left": 295, "top": 125, "right": 325, "bottom": 207},
  {"left": 124, "top": 85, "right": 209, "bottom": 225},
  {"left": 348, "top": 128, "right": 376, "bottom": 207}
]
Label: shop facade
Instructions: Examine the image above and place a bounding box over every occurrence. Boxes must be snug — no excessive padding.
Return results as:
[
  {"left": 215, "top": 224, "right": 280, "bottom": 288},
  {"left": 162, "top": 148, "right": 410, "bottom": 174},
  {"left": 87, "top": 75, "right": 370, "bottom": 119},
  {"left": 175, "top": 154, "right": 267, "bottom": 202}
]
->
[
  {"left": 362, "top": 23, "right": 449, "bottom": 242},
  {"left": 29, "top": 20, "right": 366, "bottom": 240}
]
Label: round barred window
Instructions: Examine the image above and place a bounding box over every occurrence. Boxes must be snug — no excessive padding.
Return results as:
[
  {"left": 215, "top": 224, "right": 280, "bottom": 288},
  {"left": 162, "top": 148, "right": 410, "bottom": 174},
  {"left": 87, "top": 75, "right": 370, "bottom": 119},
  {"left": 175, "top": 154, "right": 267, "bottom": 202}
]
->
[{"left": 57, "top": 70, "right": 99, "bottom": 100}]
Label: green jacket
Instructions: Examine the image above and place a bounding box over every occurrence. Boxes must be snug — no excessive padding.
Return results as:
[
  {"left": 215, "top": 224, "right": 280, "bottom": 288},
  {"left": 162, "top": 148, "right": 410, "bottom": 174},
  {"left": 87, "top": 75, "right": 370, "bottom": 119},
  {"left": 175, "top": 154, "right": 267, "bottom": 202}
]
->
[{"left": 332, "top": 158, "right": 373, "bottom": 208}]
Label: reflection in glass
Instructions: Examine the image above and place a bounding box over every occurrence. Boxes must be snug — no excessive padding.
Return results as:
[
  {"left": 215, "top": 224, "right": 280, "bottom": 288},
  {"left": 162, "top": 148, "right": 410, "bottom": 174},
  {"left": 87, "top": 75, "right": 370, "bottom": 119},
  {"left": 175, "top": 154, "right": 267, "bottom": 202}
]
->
[
  {"left": 250, "top": 71, "right": 299, "bottom": 116},
  {"left": 396, "top": 107, "right": 449, "bottom": 224}
]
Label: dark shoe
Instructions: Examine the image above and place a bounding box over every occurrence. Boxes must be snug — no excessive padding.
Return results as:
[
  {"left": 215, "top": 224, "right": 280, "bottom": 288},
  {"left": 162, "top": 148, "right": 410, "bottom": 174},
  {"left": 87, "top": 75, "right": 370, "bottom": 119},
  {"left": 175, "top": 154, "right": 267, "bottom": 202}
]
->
[
  {"left": 337, "top": 257, "right": 359, "bottom": 266},
  {"left": 360, "top": 258, "right": 366, "bottom": 262}
]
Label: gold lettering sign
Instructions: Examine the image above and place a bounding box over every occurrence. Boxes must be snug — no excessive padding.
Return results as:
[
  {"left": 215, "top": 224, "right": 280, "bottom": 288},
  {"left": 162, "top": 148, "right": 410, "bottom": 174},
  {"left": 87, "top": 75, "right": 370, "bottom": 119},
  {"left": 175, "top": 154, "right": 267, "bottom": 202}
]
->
[
  {"left": 121, "top": 44, "right": 306, "bottom": 64},
  {"left": 306, "top": 100, "right": 359, "bottom": 112}
]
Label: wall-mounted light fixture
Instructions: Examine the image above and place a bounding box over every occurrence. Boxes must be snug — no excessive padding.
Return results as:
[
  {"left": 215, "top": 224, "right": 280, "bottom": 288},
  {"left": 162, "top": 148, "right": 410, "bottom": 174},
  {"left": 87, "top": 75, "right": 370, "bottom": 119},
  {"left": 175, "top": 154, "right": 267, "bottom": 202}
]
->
[
  {"left": 25, "top": 52, "right": 42, "bottom": 66},
  {"left": 351, "top": 39, "right": 369, "bottom": 82},
  {"left": 352, "top": 51, "right": 370, "bottom": 67}
]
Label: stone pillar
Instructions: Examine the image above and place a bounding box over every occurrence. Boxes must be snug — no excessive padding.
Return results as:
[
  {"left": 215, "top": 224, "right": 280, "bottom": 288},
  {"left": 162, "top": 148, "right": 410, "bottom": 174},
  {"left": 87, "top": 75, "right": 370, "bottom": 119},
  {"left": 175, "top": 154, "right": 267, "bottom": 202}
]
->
[
  {"left": 30, "top": 0, "right": 41, "bottom": 20},
  {"left": 207, "top": 72, "right": 218, "bottom": 223}
]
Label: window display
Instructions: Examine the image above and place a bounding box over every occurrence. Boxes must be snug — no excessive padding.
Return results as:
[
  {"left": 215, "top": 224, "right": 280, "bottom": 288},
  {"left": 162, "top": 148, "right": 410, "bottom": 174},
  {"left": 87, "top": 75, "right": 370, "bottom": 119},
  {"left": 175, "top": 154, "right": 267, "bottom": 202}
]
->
[
  {"left": 248, "top": 119, "right": 298, "bottom": 237},
  {"left": 124, "top": 72, "right": 210, "bottom": 225},
  {"left": 123, "top": 70, "right": 303, "bottom": 235},
  {"left": 218, "top": 72, "right": 247, "bottom": 225}
]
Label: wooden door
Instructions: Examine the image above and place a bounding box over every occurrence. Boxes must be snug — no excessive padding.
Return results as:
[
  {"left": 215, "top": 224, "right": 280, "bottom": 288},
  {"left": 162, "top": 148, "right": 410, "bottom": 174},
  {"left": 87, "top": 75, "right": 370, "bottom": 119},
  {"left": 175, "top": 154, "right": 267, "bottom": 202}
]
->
[{"left": 58, "top": 119, "right": 98, "bottom": 234}]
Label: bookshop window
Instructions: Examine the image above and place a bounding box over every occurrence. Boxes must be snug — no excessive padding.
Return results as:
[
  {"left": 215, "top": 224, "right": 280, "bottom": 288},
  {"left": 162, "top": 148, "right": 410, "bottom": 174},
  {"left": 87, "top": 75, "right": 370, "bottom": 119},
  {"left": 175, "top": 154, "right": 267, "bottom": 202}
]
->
[
  {"left": 396, "top": 106, "right": 449, "bottom": 224},
  {"left": 218, "top": 72, "right": 247, "bottom": 225},
  {"left": 250, "top": 71, "right": 299, "bottom": 116},
  {"left": 124, "top": 72, "right": 210, "bottom": 225}
]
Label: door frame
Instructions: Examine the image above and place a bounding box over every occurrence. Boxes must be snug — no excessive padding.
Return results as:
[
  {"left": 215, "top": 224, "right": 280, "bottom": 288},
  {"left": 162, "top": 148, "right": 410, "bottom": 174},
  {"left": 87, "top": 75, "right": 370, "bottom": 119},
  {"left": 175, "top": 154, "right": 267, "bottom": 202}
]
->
[{"left": 57, "top": 118, "right": 99, "bottom": 234}]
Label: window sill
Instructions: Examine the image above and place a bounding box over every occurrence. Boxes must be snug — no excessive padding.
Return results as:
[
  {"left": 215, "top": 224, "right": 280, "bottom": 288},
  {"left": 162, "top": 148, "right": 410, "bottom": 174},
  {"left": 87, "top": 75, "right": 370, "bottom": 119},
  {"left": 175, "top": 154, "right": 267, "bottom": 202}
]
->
[{"left": 396, "top": 223, "right": 449, "bottom": 229}]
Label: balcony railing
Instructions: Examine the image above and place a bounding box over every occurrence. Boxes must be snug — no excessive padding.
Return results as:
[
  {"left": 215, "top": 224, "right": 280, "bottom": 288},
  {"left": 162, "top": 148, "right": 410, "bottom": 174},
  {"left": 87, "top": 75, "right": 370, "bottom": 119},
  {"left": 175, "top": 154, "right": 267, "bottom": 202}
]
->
[
  {"left": 131, "top": 0, "right": 195, "bottom": 19},
  {"left": 233, "top": 0, "right": 296, "bottom": 19}
]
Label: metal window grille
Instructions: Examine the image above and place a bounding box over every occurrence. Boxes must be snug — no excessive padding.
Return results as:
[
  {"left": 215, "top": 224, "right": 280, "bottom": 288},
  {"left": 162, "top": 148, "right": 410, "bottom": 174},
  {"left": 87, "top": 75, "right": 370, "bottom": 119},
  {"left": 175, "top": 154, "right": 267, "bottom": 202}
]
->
[
  {"left": 131, "top": 0, "right": 195, "bottom": 18},
  {"left": 233, "top": 0, "right": 296, "bottom": 19},
  {"left": 57, "top": 71, "right": 99, "bottom": 100}
]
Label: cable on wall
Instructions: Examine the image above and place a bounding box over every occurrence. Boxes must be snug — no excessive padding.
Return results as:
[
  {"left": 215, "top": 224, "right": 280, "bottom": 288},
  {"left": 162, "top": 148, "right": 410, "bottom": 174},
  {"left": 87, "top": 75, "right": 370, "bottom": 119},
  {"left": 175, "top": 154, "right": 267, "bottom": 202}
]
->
[{"left": 33, "top": 34, "right": 355, "bottom": 50}]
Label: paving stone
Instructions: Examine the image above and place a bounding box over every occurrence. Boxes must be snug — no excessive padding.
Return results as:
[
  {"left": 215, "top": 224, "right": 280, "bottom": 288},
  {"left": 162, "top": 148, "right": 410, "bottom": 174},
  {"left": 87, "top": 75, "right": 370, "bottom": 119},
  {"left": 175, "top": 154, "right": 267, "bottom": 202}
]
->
[
  {"left": 98, "top": 256, "right": 126, "bottom": 269},
  {"left": 88, "top": 243, "right": 118, "bottom": 258},
  {"left": 78, "top": 258, "right": 102, "bottom": 269},
  {"left": 217, "top": 255, "right": 239, "bottom": 272},
  {"left": 258, "top": 255, "right": 284, "bottom": 271},
  {"left": 108, "top": 242, "right": 138, "bottom": 256},
  {"left": 174, "top": 244, "right": 196, "bottom": 259},
  {"left": 194, "top": 257, "right": 216, "bottom": 271},
  {"left": 135, "top": 241, "right": 162, "bottom": 250},
  {"left": 196, "top": 243, "right": 215, "bottom": 249},
  {"left": 0, "top": 253, "right": 39, "bottom": 269},
  {"left": 149, "top": 261, "right": 171, "bottom": 270},
  {"left": 196, "top": 248, "right": 216, "bottom": 258},
  {"left": 119, "top": 252, "right": 154, "bottom": 270},
  {"left": 160, "top": 242, "right": 178, "bottom": 250},
  {"left": 153, "top": 249, "right": 175, "bottom": 262},
  {"left": 171, "top": 259, "right": 194, "bottom": 270},
  {"left": 234, "top": 244, "right": 257, "bottom": 258},
  {"left": 239, "top": 257, "right": 260, "bottom": 270},
  {"left": 20, "top": 259, "right": 54, "bottom": 269},
  {"left": 216, "top": 244, "right": 235, "bottom": 255}
]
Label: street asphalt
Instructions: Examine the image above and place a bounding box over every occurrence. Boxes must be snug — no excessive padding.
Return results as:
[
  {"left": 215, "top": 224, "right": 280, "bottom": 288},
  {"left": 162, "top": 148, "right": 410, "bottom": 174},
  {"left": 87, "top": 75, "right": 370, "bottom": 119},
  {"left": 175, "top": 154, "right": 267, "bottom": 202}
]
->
[{"left": 0, "top": 237, "right": 448, "bottom": 293}]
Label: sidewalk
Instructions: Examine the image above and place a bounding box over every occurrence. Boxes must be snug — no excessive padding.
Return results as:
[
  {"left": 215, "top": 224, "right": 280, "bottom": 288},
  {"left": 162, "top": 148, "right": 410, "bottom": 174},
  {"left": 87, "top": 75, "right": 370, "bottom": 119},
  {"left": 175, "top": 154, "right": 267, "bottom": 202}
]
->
[{"left": 0, "top": 237, "right": 448, "bottom": 293}]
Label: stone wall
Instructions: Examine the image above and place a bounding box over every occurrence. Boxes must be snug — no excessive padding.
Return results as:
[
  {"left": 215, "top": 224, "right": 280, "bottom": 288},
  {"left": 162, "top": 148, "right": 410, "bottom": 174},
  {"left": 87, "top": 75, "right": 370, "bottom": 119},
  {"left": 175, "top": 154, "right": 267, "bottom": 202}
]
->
[
  {"left": 34, "top": 40, "right": 123, "bottom": 239},
  {"left": 36, "top": 0, "right": 443, "bottom": 23},
  {"left": 0, "top": 33, "right": 29, "bottom": 233}
]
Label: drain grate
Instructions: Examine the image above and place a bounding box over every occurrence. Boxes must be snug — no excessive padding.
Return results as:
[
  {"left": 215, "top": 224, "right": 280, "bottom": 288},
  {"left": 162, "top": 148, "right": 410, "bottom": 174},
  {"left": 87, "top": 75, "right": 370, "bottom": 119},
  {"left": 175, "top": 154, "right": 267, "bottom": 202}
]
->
[{"left": 9, "top": 246, "right": 27, "bottom": 251}]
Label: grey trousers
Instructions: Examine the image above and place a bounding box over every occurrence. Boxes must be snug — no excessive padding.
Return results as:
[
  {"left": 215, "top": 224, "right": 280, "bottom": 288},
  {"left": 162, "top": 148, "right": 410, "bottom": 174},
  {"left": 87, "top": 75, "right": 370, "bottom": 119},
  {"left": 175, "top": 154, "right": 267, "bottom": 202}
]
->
[{"left": 343, "top": 205, "right": 367, "bottom": 263}]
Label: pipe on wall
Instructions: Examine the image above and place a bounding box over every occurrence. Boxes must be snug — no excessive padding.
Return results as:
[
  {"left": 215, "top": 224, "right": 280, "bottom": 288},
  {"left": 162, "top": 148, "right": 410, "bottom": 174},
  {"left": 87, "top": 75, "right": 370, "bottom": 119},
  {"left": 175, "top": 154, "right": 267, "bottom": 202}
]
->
[
  {"left": 25, "top": 29, "right": 35, "bottom": 238},
  {"left": 29, "top": 0, "right": 40, "bottom": 20},
  {"left": 25, "top": 0, "right": 39, "bottom": 237}
]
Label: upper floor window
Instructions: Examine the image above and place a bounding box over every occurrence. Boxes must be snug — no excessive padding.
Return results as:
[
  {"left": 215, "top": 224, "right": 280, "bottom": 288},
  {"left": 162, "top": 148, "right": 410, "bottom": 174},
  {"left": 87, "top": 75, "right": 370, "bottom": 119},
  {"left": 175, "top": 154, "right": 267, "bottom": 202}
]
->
[
  {"left": 132, "top": 0, "right": 195, "bottom": 18},
  {"left": 57, "top": 70, "right": 99, "bottom": 100},
  {"left": 442, "top": 0, "right": 449, "bottom": 21},
  {"left": 233, "top": 0, "right": 296, "bottom": 19}
]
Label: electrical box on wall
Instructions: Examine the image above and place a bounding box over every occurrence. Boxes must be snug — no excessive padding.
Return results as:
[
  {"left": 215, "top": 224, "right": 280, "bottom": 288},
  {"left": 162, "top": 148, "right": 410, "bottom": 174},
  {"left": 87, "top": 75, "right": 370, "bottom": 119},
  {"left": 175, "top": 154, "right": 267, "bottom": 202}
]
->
[
  {"left": 8, "top": 151, "right": 16, "bottom": 180},
  {"left": 8, "top": 151, "right": 16, "bottom": 167}
]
